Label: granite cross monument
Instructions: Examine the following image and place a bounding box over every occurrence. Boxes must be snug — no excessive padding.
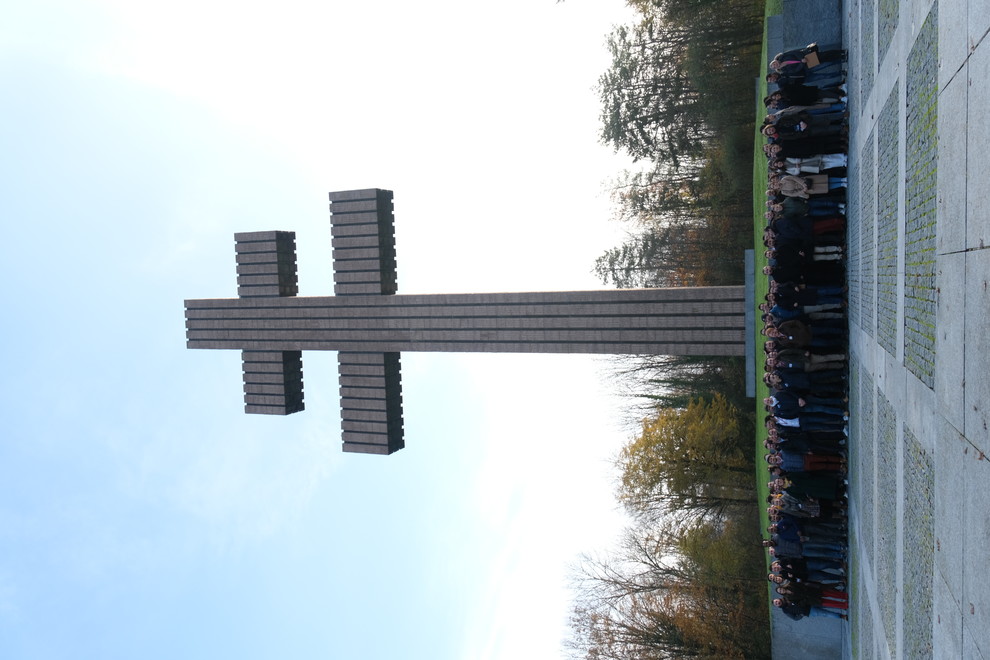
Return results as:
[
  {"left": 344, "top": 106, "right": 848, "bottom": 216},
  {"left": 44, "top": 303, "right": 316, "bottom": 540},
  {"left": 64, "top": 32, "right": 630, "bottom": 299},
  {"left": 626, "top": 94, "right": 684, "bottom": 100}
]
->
[{"left": 184, "top": 188, "right": 746, "bottom": 455}]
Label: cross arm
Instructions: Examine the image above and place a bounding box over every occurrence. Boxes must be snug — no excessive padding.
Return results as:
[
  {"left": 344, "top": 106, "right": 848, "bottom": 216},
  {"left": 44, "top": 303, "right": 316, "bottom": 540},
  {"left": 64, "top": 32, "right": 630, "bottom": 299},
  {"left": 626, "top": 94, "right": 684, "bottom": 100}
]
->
[
  {"left": 329, "top": 189, "right": 398, "bottom": 296},
  {"left": 329, "top": 190, "right": 406, "bottom": 454},
  {"left": 234, "top": 230, "right": 305, "bottom": 415},
  {"left": 337, "top": 352, "right": 404, "bottom": 455}
]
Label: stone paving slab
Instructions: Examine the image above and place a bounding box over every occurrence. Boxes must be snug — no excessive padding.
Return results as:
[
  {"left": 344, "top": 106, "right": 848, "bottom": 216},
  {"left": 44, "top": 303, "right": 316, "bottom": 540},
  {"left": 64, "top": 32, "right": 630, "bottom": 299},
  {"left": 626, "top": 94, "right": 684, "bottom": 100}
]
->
[
  {"left": 937, "top": 65, "right": 968, "bottom": 255},
  {"left": 971, "top": 0, "right": 990, "bottom": 49},
  {"left": 963, "top": 448, "right": 990, "bottom": 656},
  {"left": 769, "top": 1, "right": 990, "bottom": 656},
  {"left": 934, "top": 571, "right": 965, "bottom": 659},
  {"left": 939, "top": 1, "right": 969, "bottom": 87},
  {"left": 966, "top": 44, "right": 990, "bottom": 251},
  {"left": 933, "top": 415, "right": 965, "bottom": 609},
  {"left": 843, "top": 0, "right": 990, "bottom": 659},
  {"left": 963, "top": 248, "right": 990, "bottom": 450},
  {"left": 843, "top": 0, "right": 990, "bottom": 657}
]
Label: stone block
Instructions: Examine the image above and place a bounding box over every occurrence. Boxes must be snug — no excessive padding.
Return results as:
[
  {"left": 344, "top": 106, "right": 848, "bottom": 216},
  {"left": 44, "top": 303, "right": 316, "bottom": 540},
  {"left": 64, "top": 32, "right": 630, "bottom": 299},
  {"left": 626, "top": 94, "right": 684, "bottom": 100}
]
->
[
  {"left": 938, "top": 0, "right": 967, "bottom": 87},
  {"left": 334, "top": 283, "right": 385, "bottom": 296},
  {"left": 328, "top": 197, "right": 393, "bottom": 214},
  {"left": 962, "top": 448, "right": 990, "bottom": 658},
  {"left": 233, "top": 230, "right": 283, "bottom": 242},
  {"left": 341, "top": 420, "right": 391, "bottom": 434},
  {"left": 970, "top": 0, "right": 990, "bottom": 51},
  {"left": 340, "top": 409, "right": 389, "bottom": 423},
  {"left": 962, "top": 629, "right": 985, "bottom": 660},
  {"left": 937, "top": 65, "right": 968, "bottom": 255},
  {"left": 330, "top": 222, "right": 379, "bottom": 237},
  {"left": 935, "top": 252, "right": 966, "bottom": 432},
  {"left": 340, "top": 397, "right": 389, "bottom": 412},
  {"left": 967, "top": 45, "right": 990, "bottom": 249},
  {"left": 932, "top": 572, "right": 965, "bottom": 659},
  {"left": 331, "top": 234, "right": 380, "bottom": 250},
  {"left": 964, "top": 249, "right": 990, "bottom": 450},
  {"left": 236, "top": 273, "right": 281, "bottom": 287},
  {"left": 328, "top": 211, "right": 383, "bottom": 226},
  {"left": 328, "top": 189, "right": 389, "bottom": 203},
  {"left": 342, "top": 441, "right": 392, "bottom": 455},
  {"left": 245, "top": 404, "right": 294, "bottom": 415}
]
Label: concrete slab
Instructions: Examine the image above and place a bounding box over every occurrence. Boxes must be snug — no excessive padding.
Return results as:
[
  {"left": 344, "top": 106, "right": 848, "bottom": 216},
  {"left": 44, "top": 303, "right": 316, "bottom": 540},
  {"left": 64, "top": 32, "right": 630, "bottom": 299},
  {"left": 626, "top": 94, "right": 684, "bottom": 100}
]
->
[
  {"left": 835, "top": 0, "right": 990, "bottom": 657},
  {"left": 963, "top": 249, "right": 990, "bottom": 453},
  {"left": 939, "top": 0, "right": 969, "bottom": 84},
  {"left": 933, "top": 415, "right": 966, "bottom": 607},
  {"left": 963, "top": 631, "right": 986, "bottom": 660},
  {"left": 962, "top": 450, "right": 990, "bottom": 658},
  {"left": 903, "top": 370, "right": 937, "bottom": 448},
  {"left": 966, "top": 45, "right": 990, "bottom": 250},
  {"left": 971, "top": 0, "right": 990, "bottom": 52},
  {"left": 937, "top": 65, "right": 968, "bottom": 255},
  {"left": 933, "top": 572, "right": 965, "bottom": 660},
  {"left": 879, "top": 339, "right": 906, "bottom": 405},
  {"left": 935, "top": 252, "right": 967, "bottom": 433}
]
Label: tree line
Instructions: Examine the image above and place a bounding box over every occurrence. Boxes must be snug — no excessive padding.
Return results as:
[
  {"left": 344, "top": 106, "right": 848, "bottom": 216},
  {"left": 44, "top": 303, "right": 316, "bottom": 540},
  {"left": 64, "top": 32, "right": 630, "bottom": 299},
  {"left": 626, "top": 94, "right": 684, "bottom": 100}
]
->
[
  {"left": 567, "top": 0, "right": 770, "bottom": 657},
  {"left": 593, "top": 0, "right": 763, "bottom": 290},
  {"left": 567, "top": 390, "right": 770, "bottom": 659}
]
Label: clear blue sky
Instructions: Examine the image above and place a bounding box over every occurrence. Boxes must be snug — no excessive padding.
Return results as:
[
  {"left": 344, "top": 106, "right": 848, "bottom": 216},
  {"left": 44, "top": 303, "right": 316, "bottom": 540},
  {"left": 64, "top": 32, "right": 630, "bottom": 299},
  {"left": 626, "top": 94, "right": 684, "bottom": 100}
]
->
[{"left": 0, "top": 1, "right": 642, "bottom": 658}]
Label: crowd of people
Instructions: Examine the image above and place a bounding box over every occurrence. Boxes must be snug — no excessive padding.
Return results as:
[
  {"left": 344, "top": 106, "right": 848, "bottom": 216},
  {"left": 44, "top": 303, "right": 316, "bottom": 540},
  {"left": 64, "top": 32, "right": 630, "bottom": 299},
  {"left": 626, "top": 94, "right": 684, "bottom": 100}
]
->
[{"left": 759, "top": 42, "right": 851, "bottom": 622}]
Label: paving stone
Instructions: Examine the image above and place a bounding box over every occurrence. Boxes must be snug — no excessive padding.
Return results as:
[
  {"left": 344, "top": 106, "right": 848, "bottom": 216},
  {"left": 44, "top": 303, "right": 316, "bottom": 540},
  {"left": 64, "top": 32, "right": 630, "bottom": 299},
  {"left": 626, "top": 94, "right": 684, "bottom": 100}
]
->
[
  {"left": 938, "top": 0, "right": 969, "bottom": 84},
  {"left": 962, "top": 448, "right": 990, "bottom": 658},
  {"left": 936, "top": 62, "right": 968, "bottom": 255},
  {"left": 840, "top": 1, "right": 990, "bottom": 658},
  {"left": 963, "top": 249, "right": 990, "bottom": 453},
  {"left": 933, "top": 416, "right": 966, "bottom": 609},
  {"left": 963, "top": 629, "right": 987, "bottom": 660},
  {"left": 971, "top": 0, "right": 990, "bottom": 52},
  {"left": 933, "top": 571, "right": 965, "bottom": 659},
  {"left": 966, "top": 44, "right": 990, "bottom": 250},
  {"left": 934, "top": 252, "right": 966, "bottom": 433}
]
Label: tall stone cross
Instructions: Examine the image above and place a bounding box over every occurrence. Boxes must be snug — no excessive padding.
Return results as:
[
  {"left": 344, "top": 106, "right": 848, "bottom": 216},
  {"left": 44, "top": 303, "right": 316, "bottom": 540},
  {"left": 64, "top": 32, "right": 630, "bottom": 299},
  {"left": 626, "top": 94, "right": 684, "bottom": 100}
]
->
[{"left": 185, "top": 188, "right": 746, "bottom": 455}]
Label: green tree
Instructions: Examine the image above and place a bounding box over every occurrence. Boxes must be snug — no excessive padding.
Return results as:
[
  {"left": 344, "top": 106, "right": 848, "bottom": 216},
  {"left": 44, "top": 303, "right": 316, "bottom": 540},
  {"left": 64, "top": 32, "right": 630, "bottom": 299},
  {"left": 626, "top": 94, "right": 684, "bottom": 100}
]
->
[
  {"left": 598, "top": 17, "right": 712, "bottom": 167},
  {"left": 616, "top": 394, "right": 753, "bottom": 523}
]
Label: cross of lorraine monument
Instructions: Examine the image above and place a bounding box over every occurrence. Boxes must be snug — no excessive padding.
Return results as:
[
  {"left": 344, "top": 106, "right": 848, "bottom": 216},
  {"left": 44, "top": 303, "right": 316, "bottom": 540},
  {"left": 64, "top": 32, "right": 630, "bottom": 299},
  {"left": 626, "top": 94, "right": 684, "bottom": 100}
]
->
[{"left": 185, "top": 188, "right": 746, "bottom": 455}]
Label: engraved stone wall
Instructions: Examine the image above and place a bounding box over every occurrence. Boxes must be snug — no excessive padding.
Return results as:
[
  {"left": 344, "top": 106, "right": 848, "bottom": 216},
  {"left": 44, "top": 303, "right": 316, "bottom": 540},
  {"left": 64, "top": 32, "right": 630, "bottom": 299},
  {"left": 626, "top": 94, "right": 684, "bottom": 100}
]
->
[
  {"left": 862, "top": 0, "right": 875, "bottom": 97},
  {"left": 904, "top": 7, "right": 938, "bottom": 388},
  {"left": 877, "top": 85, "right": 900, "bottom": 356},
  {"left": 879, "top": 0, "right": 898, "bottom": 66},
  {"left": 877, "top": 390, "right": 898, "bottom": 657},
  {"left": 860, "top": 129, "right": 877, "bottom": 336},
  {"left": 903, "top": 426, "right": 935, "bottom": 659}
]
